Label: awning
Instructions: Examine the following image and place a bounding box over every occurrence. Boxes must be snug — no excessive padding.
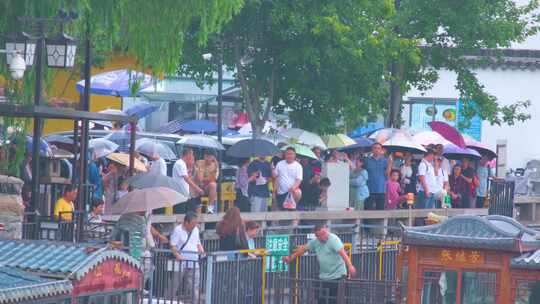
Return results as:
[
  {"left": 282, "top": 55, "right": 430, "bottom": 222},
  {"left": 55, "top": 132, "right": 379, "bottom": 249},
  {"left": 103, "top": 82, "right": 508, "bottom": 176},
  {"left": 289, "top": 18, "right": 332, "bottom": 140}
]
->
[{"left": 140, "top": 76, "right": 240, "bottom": 103}]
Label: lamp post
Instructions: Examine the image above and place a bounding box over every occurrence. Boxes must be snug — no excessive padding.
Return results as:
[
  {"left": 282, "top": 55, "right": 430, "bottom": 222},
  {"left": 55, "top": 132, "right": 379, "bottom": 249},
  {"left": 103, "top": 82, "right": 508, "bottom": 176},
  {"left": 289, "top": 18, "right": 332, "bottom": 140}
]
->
[
  {"left": 4, "top": 11, "right": 78, "bottom": 213},
  {"left": 203, "top": 39, "right": 224, "bottom": 213}
]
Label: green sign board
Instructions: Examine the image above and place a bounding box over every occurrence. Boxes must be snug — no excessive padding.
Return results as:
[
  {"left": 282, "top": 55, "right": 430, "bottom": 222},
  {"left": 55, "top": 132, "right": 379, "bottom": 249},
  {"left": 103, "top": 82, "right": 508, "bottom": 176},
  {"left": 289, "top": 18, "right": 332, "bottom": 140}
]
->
[{"left": 265, "top": 234, "right": 290, "bottom": 272}]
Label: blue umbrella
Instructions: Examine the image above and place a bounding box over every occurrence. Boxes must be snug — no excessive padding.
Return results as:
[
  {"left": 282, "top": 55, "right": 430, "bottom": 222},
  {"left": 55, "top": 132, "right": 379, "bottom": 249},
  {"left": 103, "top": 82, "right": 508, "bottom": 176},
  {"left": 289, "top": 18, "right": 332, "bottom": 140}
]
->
[
  {"left": 26, "top": 136, "right": 53, "bottom": 156},
  {"left": 223, "top": 129, "right": 239, "bottom": 136},
  {"left": 181, "top": 119, "right": 218, "bottom": 134},
  {"left": 104, "top": 131, "right": 141, "bottom": 152},
  {"left": 124, "top": 103, "right": 158, "bottom": 119},
  {"left": 348, "top": 122, "right": 384, "bottom": 138},
  {"left": 76, "top": 69, "right": 153, "bottom": 97},
  {"left": 339, "top": 137, "right": 374, "bottom": 151}
]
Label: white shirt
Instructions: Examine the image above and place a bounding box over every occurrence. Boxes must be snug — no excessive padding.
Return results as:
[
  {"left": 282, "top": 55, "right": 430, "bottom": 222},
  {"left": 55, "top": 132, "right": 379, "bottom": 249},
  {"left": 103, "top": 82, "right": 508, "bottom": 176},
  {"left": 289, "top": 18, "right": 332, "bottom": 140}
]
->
[
  {"left": 432, "top": 167, "right": 449, "bottom": 194},
  {"left": 170, "top": 225, "right": 201, "bottom": 262},
  {"left": 417, "top": 159, "right": 438, "bottom": 194},
  {"left": 172, "top": 158, "right": 190, "bottom": 197},
  {"left": 275, "top": 160, "right": 303, "bottom": 195},
  {"left": 149, "top": 157, "right": 167, "bottom": 176}
]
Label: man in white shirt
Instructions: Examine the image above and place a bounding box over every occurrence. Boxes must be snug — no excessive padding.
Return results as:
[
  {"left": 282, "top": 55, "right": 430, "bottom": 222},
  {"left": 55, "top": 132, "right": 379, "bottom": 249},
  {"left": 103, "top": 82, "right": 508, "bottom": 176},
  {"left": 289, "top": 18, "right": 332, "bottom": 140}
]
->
[
  {"left": 169, "top": 212, "right": 204, "bottom": 303},
  {"left": 416, "top": 150, "right": 438, "bottom": 209},
  {"left": 148, "top": 154, "right": 167, "bottom": 176},
  {"left": 274, "top": 147, "right": 303, "bottom": 210},
  {"left": 172, "top": 148, "right": 203, "bottom": 213}
]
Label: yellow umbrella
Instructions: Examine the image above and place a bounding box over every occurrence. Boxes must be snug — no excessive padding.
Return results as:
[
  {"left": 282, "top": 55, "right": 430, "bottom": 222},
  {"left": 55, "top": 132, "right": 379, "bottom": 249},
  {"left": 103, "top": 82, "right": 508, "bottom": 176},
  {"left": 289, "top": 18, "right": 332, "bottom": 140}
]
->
[
  {"left": 106, "top": 152, "right": 147, "bottom": 172},
  {"left": 323, "top": 134, "right": 356, "bottom": 149}
]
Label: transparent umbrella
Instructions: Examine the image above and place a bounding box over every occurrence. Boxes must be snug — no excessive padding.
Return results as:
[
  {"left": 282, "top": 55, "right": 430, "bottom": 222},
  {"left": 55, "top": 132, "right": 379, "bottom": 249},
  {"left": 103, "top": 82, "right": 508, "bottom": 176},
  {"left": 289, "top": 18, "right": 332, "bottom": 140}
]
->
[
  {"left": 89, "top": 138, "right": 119, "bottom": 158},
  {"left": 177, "top": 134, "right": 225, "bottom": 150},
  {"left": 135, "top": 138, "right": 177, "bottom": 160}
]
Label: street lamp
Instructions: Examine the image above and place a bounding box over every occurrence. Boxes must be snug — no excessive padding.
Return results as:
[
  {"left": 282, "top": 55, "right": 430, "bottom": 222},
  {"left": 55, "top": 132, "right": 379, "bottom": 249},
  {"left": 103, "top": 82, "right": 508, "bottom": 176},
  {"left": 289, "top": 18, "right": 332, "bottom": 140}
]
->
[
  {"left": 0, "top": 50, "right": 26, "bottom": 80},
  {"left": 46, "top": 32, "right": 77, "bottom": 68},
  {"left": 3, "top": 11, "right": 78, "bottom": 215}
]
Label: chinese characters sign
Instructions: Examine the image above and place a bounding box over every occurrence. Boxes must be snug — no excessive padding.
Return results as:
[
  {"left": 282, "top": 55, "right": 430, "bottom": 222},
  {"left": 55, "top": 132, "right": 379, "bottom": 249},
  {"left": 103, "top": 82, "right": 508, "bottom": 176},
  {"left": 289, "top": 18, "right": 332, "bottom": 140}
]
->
[
  {"left": 439, "top": 249, "right": 485, "bottom": 265},
  {"left": 266, "top": 234, "right": 289, "bottom": 273},
  {"left": 73, "top": 259, "right": 141, "bottom": 296}
]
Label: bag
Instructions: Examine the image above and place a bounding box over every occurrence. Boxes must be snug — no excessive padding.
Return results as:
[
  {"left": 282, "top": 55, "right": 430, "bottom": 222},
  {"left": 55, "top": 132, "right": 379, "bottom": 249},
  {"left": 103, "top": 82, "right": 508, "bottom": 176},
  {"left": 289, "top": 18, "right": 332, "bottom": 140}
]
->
[{"left": 282, "top": 193, "right": 297, "bottom": 210}]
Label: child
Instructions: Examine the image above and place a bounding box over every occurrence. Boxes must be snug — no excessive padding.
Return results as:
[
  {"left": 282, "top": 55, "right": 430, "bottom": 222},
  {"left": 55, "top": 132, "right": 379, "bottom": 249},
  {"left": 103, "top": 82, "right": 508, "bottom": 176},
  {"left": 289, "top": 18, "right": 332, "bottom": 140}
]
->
[
  {"left": 245, "top": 221, "right": 261, "bottom": 250},
  {"left": 385, "top": 169, "right": 406, "bottom": 210},
  {"left": 116, "top": 177, "right": 129, "bottom": 201}
]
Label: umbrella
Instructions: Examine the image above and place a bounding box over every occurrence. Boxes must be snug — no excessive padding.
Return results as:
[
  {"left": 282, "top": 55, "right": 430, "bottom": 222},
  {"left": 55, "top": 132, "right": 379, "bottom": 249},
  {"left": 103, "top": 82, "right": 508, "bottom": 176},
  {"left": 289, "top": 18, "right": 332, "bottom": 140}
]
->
[
  {"left": 368, "top": 128, "right": 407, "bottom": 144},
  {"left": 226, "top": 139, "right": 280, "bottom": 158},
  {"left": 382, "top": 132, "right": 427, "bottom": 154},
  {"left": 177, "top": 134, "right": 225, "bottom": 150},
  {"left": 323, "top": 134, "right": 356, "bottom": 149},
  {"left": 429, "top": 121, "right": 466, "bottom": 148},
  {"left": 135, "top": 138, "right": 177, "bottom": 160},
  {"left": 76, "top": 69, "right": 153, "bottom": 97},
  {"left": 106, "top": 152, "right": 148, "bottom": 172},
  {"left": 338, "top": 137, "right": 375, "bottom": 151},
  {"left": 91, "top": 109, "right": 127, "bottom": 128},
  {"left": 443, "top": 144, "right": 481, "bottom": 160},
  {"left": 89, "top": 138, "right": 119, "bottom": 158},
  {"left": 223, "top": 129, "right": 240, "bottom": 136},
  {"left": 104, "top": 131, "right": 141, "bottom": 152},
  {"left": 124, "top": 102, "right": 158, "bottom": 119},
  {"left": 282, "top": 144, "right": 317, "bottom": 159},
  {"left": 260, "top": 133, "right": 290, "bottom": 145},
  {"left": 43, "top": 134, "right": 77, "bottom": 152},
  {"left": 25, "top": 136, "right": 53, "bottom": 157},
  {"left": 348, "top": 122, "right": 385, "bottom": 138},
  {"left": 128, "top": 173, "right": 184, "bottom": 194},
  {"left": 463, "top": 135, "right": 497, "bottom": 160},
  {"left": 109, "top": 187, "right": 188, "bottom": 214},
  {"left": 238, "top": 121, "right": 277, "bottom": 135},
  {"left": 412, "top": 131, "right": 452, "bottom": 146},
  {"left": 181, "top": 119, "right": 218, "bottom": 134},
  {"left": 50, "top": 147, "right": 75, "bottom": 159},
  {"left": 280, "top": 128, "right": 327, "bottom": 149}
]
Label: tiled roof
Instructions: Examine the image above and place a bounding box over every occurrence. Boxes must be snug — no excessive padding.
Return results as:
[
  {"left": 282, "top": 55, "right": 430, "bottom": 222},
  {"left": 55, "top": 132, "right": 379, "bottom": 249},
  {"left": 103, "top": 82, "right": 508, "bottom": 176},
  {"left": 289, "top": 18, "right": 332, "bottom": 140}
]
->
[
  {"left": 0, "top": 239, "right": 141, "bottom": 278},
  {"left": 512, "top": 250, "right": 540, "bottom": 270},
  {"left": 0, "top": 266, "right": 72, "bottom": 304},
  {"left": 402, "top": 215, "right": 540, "bottom": 252}
]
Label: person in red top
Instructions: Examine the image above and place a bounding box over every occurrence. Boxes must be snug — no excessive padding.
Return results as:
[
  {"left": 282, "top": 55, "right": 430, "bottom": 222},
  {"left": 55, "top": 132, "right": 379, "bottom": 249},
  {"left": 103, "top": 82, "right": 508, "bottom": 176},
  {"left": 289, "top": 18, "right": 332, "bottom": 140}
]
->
[{"left": 385, "top": 169, "right": 406, "bottom": 210}]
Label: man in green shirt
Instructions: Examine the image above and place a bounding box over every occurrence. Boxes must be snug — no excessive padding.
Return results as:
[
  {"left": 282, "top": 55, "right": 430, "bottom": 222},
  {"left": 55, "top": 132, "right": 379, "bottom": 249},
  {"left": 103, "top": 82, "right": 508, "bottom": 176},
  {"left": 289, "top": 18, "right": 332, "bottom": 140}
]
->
[{"left": 283, "top": 224, "right": 356, "bottom": 303}]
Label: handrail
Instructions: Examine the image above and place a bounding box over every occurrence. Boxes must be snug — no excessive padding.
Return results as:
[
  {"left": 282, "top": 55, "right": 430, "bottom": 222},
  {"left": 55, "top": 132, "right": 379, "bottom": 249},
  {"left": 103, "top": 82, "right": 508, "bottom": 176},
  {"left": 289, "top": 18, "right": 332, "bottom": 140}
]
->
[{"left": 103, "top": 208, "right": 488, "bottom": 224}]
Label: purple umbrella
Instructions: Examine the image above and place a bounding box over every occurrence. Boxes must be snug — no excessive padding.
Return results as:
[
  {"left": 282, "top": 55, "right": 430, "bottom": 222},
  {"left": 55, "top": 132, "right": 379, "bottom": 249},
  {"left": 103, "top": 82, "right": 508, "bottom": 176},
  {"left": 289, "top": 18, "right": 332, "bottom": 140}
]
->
[
  {"left": 76, "top": 69, "right": 153, "bottom": 97},
  {"left": 443, "top": 144, "right": 481, "bottom": 160},
  {"left": 463, "top": 135, "right": 497, "bottom": 160},
  {"left": 429, "top": 121, "right": 466, "bottom": 148}
]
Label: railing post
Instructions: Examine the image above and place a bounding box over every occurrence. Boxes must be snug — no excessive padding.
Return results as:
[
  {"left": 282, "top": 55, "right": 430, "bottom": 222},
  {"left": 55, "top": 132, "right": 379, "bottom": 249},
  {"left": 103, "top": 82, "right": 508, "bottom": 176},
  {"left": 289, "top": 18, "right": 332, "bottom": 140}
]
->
[{"left": 205, "top": 255, "right": 214, "bottom": 304}]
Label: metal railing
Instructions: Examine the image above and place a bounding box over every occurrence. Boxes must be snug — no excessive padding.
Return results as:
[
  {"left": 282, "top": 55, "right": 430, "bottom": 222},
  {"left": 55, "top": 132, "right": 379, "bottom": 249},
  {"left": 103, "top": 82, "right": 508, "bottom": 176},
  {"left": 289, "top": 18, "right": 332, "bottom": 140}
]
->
[{"left": 489, "top": 179, "right": 515, "bottom": 217}]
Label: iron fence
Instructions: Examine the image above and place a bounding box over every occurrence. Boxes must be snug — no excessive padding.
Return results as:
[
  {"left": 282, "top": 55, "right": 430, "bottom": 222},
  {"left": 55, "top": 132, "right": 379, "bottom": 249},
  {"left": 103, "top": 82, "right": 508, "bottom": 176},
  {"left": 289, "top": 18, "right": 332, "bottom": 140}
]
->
[{"left": 489, "top": 179, "right": 515, "bottom": 217}]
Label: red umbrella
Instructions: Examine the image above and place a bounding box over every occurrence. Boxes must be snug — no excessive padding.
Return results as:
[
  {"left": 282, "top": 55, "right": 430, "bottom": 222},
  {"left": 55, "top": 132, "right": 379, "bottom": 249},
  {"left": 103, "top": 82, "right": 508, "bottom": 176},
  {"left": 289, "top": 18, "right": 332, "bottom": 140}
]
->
[{"left": 428, "top": 121, "right": 466, "bottom": 148}]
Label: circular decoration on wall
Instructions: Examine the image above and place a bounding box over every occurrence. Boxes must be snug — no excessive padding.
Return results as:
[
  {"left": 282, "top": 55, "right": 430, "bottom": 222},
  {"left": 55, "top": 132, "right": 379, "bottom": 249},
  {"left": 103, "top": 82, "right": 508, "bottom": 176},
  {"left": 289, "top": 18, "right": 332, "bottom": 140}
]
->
[
  {"left": 443, "top": 109, "right": 456, "bottom": 121},
  {"left": 425, "top": 106, "right": 437, "bottom": 117}
]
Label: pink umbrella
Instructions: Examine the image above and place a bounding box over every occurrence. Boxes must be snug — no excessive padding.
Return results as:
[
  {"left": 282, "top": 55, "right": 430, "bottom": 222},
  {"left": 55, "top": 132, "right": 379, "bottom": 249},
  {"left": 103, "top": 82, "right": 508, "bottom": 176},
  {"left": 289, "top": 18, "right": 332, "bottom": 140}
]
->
[{"left": 428, "top": 121, "right": 466, "bottom": 148}]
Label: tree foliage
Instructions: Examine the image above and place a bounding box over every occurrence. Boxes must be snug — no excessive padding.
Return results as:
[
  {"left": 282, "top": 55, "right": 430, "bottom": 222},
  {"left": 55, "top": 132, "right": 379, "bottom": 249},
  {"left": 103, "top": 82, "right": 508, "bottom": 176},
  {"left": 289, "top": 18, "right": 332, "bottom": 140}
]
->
[{"left": 180, "top": 0, "right": 399, "bottom": 135}]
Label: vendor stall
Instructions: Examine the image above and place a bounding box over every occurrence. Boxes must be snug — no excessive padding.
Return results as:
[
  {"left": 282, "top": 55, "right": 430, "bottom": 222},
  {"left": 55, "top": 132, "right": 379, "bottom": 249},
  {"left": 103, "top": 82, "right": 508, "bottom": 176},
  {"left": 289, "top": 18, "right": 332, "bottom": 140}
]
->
[
  {"left": 0, "top": 239, "right": 142, "bottom": 303},
  {"left": 401, "top": 215, "right": 540, "bottom": 303}
]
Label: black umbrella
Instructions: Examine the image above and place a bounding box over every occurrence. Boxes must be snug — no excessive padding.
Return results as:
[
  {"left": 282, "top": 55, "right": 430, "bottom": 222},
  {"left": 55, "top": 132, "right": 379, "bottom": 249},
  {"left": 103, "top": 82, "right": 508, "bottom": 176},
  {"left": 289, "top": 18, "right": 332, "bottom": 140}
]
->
[
  {"left": 128, "top": 172, "right": 185, "bottom": 194},
  {"left": 226, "top": 139, "right": 280, "bottom": 158}
]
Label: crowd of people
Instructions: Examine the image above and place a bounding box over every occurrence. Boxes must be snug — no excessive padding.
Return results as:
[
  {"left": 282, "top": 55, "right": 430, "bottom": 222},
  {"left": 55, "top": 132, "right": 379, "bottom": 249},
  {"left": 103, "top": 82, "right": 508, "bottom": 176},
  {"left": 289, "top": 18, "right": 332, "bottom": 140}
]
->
[{"left": 234, "top": 142, "right": 493, "bottom": 214}]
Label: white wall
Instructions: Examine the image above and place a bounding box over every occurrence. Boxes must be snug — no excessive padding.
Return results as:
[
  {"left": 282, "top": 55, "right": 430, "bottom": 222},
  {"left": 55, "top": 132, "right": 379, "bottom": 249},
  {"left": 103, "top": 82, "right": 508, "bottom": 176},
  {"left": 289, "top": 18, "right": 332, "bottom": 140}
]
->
[{"left": 405, "top": 67, "right": 540, "bottom": 169}]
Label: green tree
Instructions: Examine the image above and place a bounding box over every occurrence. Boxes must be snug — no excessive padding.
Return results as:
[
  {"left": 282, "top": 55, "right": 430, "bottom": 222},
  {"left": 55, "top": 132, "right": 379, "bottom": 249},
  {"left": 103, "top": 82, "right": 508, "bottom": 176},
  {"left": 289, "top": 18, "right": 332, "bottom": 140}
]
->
[
  {"left": 179, "top": 0, "right": 399, "bottom": 135},
  {"left": 387, "top": 0, "right": 538, "bottom": 127}
]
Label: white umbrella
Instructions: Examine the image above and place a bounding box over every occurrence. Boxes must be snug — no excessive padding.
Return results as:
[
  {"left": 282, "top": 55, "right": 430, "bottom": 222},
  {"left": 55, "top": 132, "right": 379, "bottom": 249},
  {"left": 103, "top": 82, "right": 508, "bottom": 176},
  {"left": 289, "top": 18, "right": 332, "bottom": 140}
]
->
[
  {"left": 383, "top": 132, "right": 427, "bottom": 154},
  {"left": 280, "top": 128, "right": 327, "bottom": 149},
  {"left": 177, "top": 134, "right": 225, "bottom": 150},
  {"left": 135, "top": 138, "right": 177, "bottom": 160},
  {"left": 89, "top": 138, "right": 119, "bottom": 158},
  {"left": 109, "top": 187, "right": 188, "bottom": 214},
  {"left": 92, "top": 109, "right": 127, "bottom": 128},
  {"left": 412, "top": 131, "right": 452, "bottom": 146}
]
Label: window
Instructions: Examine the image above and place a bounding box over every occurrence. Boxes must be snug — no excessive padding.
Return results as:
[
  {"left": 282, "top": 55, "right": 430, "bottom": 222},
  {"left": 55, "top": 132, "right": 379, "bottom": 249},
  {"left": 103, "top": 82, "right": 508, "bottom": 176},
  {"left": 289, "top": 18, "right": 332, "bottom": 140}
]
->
[
  {"left": 461, "top": 271, "right": 496, "bottom": 304},
  {"left": 421, "top": 270, "right": 458, "bottom": 304},
  {"left": 77, "top": 291, "right": 137, "bottom": 304},
  {"left": 421, "top": 269, "right": 497, "bottom": 304},
  {"left": 515, "top": 280, "right": 540, "bottom": 304}
]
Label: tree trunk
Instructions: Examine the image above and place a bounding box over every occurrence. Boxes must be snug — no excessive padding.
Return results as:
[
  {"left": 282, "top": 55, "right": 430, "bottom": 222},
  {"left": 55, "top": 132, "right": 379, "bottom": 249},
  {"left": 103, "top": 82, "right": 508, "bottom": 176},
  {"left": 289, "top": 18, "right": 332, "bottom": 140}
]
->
[{"left": 388, "top": 60, "right": 402, "bottom": 128}]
